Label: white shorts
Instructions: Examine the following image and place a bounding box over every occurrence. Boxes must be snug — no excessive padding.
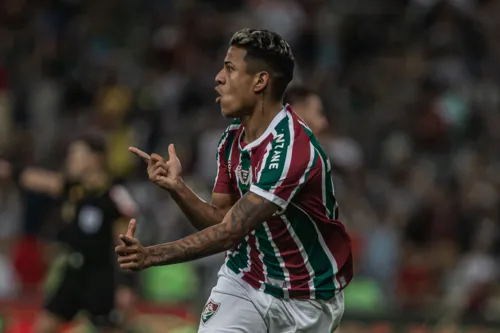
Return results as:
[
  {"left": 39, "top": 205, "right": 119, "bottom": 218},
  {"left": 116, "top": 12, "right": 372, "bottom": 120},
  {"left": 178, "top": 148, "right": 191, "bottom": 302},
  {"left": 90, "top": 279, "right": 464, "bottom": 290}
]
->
[{"left": 198, "top": 265, "right": 344, "bottom": 333}]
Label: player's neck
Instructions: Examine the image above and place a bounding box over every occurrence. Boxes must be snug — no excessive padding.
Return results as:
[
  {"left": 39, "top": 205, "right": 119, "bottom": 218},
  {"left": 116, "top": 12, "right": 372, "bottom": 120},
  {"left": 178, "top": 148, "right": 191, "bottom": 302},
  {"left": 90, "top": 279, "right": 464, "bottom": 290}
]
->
[{"left": 241, "top": 101, "right": 283, "bottom": 144}]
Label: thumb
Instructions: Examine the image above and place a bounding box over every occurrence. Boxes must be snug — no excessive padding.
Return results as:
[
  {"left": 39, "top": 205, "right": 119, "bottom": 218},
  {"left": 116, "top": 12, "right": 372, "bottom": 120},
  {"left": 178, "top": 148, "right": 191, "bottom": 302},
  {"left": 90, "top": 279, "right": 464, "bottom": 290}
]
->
[
  {"left": 168, "top": 144, "right": 177, "bottom": 160},
  {"left": 120, "top": 235, "right": 137, "bottom": 246},
  {"left": 125, "top": 219, "right": 137, "bottom": 238}
]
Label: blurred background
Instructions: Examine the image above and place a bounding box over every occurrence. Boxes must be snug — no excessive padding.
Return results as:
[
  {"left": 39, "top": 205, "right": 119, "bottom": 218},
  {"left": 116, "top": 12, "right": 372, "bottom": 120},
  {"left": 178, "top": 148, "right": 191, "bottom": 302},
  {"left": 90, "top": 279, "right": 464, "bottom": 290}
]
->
[{"left": 1, "top": 0, "right": 500, "bottom": 332}]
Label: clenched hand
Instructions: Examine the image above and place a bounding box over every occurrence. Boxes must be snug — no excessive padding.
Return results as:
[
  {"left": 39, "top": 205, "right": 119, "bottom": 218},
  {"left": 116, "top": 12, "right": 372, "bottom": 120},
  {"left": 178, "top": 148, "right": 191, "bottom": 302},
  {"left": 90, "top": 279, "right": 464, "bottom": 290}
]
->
[{"left": 115, "top": 219, "right": 150, "bottom": 271}]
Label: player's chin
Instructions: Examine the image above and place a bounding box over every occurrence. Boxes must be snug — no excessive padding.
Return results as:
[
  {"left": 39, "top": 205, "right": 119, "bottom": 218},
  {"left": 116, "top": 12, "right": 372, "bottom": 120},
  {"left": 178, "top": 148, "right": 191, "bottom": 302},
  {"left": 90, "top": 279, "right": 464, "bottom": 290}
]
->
[{"left": 219, "top": 103, "right": 239, "bottom": 118}]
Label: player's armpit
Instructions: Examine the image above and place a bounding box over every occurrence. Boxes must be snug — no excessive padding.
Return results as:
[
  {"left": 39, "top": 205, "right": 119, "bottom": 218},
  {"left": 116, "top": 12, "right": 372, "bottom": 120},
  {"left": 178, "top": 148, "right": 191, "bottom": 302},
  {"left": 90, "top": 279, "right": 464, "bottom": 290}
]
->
[
  {"left": 145, "top": 192, "right": 278, "bottom": 267},
  {"left": 20, "top": 167, "right": 64, "bottom": 197}
]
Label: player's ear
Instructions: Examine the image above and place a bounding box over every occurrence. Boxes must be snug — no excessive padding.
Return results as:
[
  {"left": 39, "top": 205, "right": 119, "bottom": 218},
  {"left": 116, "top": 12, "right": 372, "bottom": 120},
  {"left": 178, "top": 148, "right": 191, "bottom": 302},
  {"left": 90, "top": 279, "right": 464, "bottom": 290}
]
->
[{"left": 254, "top": 71, "right": 270, "bottom": 94}]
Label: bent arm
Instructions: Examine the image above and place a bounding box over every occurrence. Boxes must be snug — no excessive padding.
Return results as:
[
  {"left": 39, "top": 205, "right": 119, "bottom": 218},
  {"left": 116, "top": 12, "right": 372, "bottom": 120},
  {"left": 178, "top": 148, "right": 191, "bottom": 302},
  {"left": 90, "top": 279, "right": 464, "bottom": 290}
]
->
[
  {"left": 145, "top": 191, "right": 278, "bottom": 266},
  {"left": 170, "top": 180, "right": 236, "bottom": 231}
]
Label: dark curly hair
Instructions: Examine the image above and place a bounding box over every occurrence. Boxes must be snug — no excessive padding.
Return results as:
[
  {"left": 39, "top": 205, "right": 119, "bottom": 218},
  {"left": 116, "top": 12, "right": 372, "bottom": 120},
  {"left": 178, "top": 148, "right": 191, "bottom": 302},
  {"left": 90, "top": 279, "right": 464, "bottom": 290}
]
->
[{"left": 230, "top": 29, "right": 295, "bottom": 101}]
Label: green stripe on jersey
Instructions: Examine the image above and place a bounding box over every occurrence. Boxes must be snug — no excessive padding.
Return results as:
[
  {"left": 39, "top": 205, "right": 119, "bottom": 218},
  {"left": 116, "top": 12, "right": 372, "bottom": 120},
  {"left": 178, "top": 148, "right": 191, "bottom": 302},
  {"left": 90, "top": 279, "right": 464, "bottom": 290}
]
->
[
  {"left": 256, "top": 117, "right": 291, "bottom": 191},
  {"left": 301, "top": 125, "right": 336, "bottom": 220},
  {"left": 226, "top": 237, "right": 249, "bottom": 274},
  {"left": 254, "top": 224, "right": 285, "bottom": 280},
  {"left": 263, "top": 283, "right": 285, "bottom": 299},
  {"left": 286, "top": 204, "right": 337, "bottom": 299},
  {"left": 223, "top": 130, "right": 238, "bottom": 162}
]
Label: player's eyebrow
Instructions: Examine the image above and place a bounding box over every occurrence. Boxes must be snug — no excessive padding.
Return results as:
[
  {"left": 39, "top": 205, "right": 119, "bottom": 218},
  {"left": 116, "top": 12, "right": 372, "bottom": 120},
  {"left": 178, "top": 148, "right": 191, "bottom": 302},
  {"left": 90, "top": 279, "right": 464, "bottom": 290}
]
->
[{"left": 224, "top": 61, "right": 234, "bottom": 67}]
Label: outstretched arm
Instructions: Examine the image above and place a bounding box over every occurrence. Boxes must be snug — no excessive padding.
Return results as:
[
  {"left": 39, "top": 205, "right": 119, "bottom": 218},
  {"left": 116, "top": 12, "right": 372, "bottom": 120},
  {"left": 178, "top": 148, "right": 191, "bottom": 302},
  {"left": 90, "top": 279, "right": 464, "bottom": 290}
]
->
[
  {"left": 116, "top": 191, "right": 278, "bottom": 270},
  {"left": 19, "top": 167, "right": 64, "bottom": 197},
  {"left": 0, "top": 160, "right": 63, "bottom": 197}
]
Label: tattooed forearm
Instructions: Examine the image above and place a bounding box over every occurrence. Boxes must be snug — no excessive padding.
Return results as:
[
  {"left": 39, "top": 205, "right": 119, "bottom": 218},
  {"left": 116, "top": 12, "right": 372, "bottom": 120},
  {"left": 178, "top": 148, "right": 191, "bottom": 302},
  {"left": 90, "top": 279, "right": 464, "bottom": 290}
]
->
[{"left": 145, "top": 192, "right": 278, "bottom": 266}]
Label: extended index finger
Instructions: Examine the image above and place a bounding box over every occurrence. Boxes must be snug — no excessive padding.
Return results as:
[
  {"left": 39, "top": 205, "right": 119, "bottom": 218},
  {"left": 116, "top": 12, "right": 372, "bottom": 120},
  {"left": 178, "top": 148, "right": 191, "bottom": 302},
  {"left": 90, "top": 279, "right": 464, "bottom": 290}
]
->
[{"left": 129, "top": 147, "right": 151, "bottom": 162}]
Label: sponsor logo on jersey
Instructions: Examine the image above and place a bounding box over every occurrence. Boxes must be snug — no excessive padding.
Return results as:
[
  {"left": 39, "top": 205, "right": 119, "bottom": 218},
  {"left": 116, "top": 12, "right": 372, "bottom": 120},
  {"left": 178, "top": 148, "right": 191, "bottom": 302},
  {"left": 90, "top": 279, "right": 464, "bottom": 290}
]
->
[{"left": 201, "top": 300, "right": 220, "bottom": 324}]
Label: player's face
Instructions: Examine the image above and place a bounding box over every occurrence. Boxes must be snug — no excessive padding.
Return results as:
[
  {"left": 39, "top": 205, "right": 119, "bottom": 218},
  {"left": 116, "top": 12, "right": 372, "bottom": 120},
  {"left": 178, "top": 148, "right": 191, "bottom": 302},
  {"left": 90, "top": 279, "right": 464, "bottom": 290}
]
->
[
  {"left": 293, "top": 94, "right": 328, "bottom": 136},
  {"left": 66, "top": 141, "right": 98, "bottom": 179},
  {"left": 215, "top": 46, "right": 260, "bottom": 118}
]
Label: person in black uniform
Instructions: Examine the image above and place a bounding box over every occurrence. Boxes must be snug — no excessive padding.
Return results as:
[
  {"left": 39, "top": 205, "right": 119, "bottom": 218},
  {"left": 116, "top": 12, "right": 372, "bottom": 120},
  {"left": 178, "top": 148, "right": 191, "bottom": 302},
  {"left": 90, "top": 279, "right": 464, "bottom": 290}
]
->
[{"left": 0, "top": 135, "right": 137, "bottom": 333}]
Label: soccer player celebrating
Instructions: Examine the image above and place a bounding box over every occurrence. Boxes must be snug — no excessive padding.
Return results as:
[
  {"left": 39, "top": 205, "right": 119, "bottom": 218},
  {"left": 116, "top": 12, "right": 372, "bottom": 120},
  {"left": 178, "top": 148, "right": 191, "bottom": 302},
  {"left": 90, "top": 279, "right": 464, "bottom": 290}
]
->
[
  {"left": 1, "top": 136, "right": 136, "bottom": 333},
  {"left": 118, "top": 29, "right": 352, "bottom": 332}
]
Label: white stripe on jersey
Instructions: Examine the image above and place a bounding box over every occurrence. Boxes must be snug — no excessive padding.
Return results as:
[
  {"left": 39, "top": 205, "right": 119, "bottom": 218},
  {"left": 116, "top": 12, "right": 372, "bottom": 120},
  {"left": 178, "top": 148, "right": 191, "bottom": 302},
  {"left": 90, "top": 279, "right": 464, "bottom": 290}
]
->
[
  {"left": 269, "top": 115, "right": 294, "bottom": 194},
  {"left": 288, "top": 141, "right": 316, "bottom": 203},
  {"left": 224, "top": 134, "right": 238, "bottom": 263},
  {"left": 280, "top": 214, "right": 316, "bottom": 299},
  {"left": 263, "top": 222, "right": 290, "bottom": 298},
  {"left": 256, "top": 141, "right": 273, "bottom": 292},
  {"left": 255, "top": 235, "right": 267, "bottom": 292},
  {"left": 257, "top": 141, "right": 273, "bottom": 182},
  {"left": 321, "top": 153, "right": 331, "bottom": 219}
]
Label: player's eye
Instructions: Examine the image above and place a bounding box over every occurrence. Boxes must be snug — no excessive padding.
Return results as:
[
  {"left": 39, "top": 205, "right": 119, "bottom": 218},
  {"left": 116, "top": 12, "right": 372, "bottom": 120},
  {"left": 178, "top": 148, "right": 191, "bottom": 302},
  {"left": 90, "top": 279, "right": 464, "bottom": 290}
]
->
[{"left": 226, "top": 66, "right": 234, "bottom": 73}]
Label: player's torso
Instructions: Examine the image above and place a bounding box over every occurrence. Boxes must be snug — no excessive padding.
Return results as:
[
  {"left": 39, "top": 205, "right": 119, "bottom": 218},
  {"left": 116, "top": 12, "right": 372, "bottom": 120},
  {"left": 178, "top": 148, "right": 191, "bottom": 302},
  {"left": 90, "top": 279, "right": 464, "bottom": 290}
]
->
[
  {"left": 59, "top": 181, "right": 116, "bottom": 262},
  {"left": 221, "top": 109, "right": 350, "bottom": 300}
]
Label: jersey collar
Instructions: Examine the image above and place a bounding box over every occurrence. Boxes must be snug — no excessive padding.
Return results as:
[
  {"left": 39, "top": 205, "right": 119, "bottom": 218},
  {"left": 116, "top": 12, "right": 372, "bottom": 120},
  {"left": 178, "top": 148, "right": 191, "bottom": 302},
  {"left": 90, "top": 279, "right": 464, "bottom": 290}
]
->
[{"left": 239, "top": 105, "right": 288, "bottom": 152}]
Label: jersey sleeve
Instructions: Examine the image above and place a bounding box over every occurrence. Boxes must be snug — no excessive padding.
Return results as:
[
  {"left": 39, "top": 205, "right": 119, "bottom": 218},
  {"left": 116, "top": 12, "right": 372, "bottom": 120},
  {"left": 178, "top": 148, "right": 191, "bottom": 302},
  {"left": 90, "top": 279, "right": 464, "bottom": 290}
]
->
[
  {"left": 250, "top": 128, "right": 316, "bottom": 213},
  {"left": 212, "top": 123, "right": 240, "bottom": 194}
]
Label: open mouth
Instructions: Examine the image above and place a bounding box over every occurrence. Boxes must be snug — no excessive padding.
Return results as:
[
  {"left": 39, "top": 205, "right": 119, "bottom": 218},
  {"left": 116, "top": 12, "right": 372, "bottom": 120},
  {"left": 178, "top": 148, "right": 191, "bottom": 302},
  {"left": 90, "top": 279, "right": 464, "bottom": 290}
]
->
[{"left": 215, "top": 88, "right": 222, "bottom": 103}]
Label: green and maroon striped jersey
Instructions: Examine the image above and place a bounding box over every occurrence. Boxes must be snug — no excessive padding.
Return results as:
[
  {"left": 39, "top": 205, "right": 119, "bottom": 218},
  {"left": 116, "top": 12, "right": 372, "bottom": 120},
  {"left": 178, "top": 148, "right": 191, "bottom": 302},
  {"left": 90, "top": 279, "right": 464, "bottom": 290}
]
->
[{"left": 213, "top": 105, "right": 353, "bottom": 300}]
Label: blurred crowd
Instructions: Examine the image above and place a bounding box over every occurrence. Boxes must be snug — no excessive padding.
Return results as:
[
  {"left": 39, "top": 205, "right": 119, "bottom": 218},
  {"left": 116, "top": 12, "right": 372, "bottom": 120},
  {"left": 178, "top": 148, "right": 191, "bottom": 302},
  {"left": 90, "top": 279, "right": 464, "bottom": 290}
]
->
[{"left": 1, "top": 0, "right": 500, "bottom": 325}]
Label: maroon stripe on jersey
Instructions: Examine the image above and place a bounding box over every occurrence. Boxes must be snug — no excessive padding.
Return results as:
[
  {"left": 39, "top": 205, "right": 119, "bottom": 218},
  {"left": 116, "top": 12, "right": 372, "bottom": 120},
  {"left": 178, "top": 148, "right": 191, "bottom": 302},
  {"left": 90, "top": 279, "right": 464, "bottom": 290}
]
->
[
  {"left": 241, "top": 233, "right": 265, "bottom": 289},
  {"left": 267, "top": 215, "right": 311, "bottom": 298},
  {"left": 277, "top": 114, "right": 312, "bottom": 203},
  {"left": 241, "top": 273, "right": 262, "bottom": 290},
  {"left": 316, "top": 217, "right": 352, "bottom": 288},
  {"left": 213, "top": 127, "right": 239, "bottom": 193}
]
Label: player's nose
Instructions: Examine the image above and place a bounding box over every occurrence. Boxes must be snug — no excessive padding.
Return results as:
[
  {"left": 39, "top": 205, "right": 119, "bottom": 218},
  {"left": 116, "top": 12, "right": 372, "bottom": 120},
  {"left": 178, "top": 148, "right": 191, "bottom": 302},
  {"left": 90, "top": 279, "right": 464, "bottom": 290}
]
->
[{"left": 215, "top": 69, "right": 225, "bottom": 85}]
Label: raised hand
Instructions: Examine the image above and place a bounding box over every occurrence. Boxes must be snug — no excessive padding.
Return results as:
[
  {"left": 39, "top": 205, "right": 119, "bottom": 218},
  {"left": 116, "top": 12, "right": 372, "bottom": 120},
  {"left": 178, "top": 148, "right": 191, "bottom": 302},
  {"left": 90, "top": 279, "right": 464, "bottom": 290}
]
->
[
  {"left": 129, "top": 144, "right": 183, "bottom": 191},
  {"left": 115, "top": 219, "right": 151, "bottom": 271}
]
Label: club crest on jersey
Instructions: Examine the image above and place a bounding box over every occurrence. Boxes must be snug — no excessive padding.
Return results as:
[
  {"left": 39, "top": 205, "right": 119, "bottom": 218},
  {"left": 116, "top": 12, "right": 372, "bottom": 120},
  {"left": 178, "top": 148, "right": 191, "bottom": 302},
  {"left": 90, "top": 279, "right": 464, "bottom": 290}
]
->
[
  {"left": 201, "top": 300, "right": 220, "bottom": 324},
  {"left": 236, "top": 165, "right": 252, "bottom": 185}
]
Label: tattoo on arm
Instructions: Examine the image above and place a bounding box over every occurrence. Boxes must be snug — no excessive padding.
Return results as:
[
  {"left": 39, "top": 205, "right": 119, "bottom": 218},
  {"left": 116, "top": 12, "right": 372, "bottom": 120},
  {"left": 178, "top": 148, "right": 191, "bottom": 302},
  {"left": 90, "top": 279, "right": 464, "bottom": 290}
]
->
[{"left": 146, "top": 192, "right": 278, "bottom": 266}]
